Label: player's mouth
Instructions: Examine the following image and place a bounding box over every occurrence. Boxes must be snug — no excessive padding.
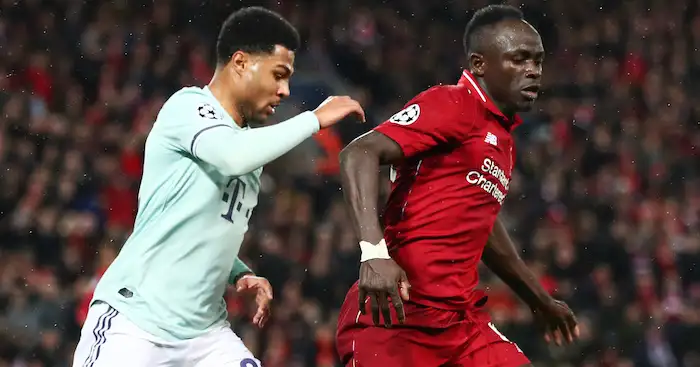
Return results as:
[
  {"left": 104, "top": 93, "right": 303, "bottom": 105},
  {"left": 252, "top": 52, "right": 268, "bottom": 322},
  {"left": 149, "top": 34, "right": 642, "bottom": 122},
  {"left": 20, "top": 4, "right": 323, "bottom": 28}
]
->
[
  {"left": 267, "top": 103, "right": 280, "bottom": 114},
  {"left": 520, "top": 85, "right": 540, "bottom": 100}
]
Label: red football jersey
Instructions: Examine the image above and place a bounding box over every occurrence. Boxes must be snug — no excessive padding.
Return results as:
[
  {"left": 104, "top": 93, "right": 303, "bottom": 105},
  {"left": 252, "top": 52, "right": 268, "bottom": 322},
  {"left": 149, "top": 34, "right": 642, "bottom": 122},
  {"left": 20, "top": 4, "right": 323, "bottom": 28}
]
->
[{"left": 373, "top": 70, "right": 521, "bottom": 310}]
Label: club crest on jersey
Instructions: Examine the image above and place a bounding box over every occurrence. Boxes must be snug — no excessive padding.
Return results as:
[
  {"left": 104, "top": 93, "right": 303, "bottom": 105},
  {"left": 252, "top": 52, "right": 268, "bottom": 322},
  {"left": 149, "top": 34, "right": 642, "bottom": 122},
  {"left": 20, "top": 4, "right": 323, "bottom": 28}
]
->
[
  {"left": 389, "top": 104, "right": 420, "bottom": 125},
  {"left": 197, "top": 103, "right": 223, "bottom": 120}
]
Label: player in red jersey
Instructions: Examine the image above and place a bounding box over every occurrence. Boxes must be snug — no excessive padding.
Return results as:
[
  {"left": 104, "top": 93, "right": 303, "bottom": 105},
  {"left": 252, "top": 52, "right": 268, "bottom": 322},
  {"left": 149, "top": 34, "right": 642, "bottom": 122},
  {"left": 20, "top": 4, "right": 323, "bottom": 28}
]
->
[{"left": 335, "top": 5, "right": 578, "bottom": 367}]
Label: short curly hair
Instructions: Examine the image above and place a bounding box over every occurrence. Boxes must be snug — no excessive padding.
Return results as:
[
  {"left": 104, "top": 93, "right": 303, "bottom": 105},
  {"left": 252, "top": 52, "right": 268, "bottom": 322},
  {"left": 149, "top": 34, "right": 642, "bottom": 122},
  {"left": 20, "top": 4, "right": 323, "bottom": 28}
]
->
[
  {"left": 216, "top": 7, "right": 300, "bottom": 65},
  {"left": 463, "top": 5, "right": 524, "bottom": 55}
]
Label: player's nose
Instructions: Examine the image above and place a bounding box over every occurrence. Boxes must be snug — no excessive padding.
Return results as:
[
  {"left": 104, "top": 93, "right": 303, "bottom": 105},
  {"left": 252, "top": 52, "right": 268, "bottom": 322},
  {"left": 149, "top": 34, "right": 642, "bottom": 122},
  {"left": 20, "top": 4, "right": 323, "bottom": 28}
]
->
[
  {"left": 277, "top": 81, "right": 290, "bottom": 99},
  {"left": 524, "top": 61, "right": 542, "bottom": 79}
]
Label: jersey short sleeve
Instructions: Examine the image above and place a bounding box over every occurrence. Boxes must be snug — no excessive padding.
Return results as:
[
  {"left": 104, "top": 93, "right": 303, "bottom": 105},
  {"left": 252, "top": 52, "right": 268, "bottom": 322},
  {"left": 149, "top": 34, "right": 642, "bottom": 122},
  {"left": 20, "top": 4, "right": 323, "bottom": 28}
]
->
[
  {"left": 154, "top": 88, "right": 236, "bottom": 158},
  {"left": 373, "top": 86, "right": 475, "bottom": 159}
]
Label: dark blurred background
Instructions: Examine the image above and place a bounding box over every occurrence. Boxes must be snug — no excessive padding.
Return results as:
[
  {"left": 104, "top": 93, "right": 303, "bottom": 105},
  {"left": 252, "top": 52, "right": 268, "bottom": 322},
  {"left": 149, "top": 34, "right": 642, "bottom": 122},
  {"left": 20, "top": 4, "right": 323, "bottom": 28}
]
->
[{"left": 1, "top": 0, "right": 699, "bottom": 366}]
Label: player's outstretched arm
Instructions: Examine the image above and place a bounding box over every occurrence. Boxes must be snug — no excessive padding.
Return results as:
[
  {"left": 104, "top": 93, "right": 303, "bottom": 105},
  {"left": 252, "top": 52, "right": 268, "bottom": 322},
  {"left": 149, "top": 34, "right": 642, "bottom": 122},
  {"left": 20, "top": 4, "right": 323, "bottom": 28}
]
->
[
  {"left": 482, "top": 217, "right": 579, "bottom": 345},
  {"left": 190, "top": 96, "right": 364, "bottom": 177},
  {"left": 339, "top": 131, "right": 410, "bottom": 327}
]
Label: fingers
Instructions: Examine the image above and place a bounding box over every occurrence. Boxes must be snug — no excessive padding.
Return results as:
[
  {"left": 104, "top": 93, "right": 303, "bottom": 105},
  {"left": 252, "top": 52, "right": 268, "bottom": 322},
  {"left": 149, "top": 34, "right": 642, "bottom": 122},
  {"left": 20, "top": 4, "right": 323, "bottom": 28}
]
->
[
  {"left": 351, "top": 100, "right": 366, "bottom": 122},
  {"left": 563, "top": 313, "right": 578, "bottom": 344},
  {"left": 358, "top": 288, "right": 367, "bottom": 315},
  {"left": 388, "top": 287, "right": 406, "bottom": 325},
  {"left": 315, "top": 95, "right": 366, "bottom": 124},
  {"left": 262, "top": 283, "right": 273, "bottom": 300},
  {"left": 559, "top": 303, "right": 578, "bottom": 344},
  {"left": 338, "top": 97, "right": 366, "bottom": 122},
  {"left": 364, "top": 287, "right": 407, "bottom": 327},
  {"left": 557, "top": 321, "right": 572, "bottom": 344},
  {"left": 236, "top": 278, "right": 249, "bottom": 292},
  {"left": 545, "top": 321, "right": 576, "bottom": 346},
  {"left": 540, "top": 301, "right": 579, "bottom": 346},
  {"left": 369, "top": 293, "right": 380, "bottom": 326},
  {"left": 567, "top": 313, "right": 578, "bottom": 334},
  {"left": 541, "top": 320, "right": 561, "bottom": 346},
  {"left": 252, "top": 282, "right": 272, "bottom": 328},
  {"left": 399, "top": 272, "right": 411, "bottom": 301},
  {"left": 252, "top": 305, "right": 269, "bottom": 328},
  {"left": 544, "top": 327, "right": 563, "bottom": 346},
  {"left": 236, "top": 276, "right": 271, "bottom": 294},
  {"left": 378, "top": 292, "right": 392, "bottom": 328}
]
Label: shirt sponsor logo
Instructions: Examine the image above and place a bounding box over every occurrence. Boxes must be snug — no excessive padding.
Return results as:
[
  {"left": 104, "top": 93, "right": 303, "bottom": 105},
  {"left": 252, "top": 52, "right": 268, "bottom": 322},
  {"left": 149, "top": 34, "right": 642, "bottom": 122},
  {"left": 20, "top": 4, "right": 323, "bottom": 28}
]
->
[{"left": 466, "top": 158, "right": 510, "bottom": 205}]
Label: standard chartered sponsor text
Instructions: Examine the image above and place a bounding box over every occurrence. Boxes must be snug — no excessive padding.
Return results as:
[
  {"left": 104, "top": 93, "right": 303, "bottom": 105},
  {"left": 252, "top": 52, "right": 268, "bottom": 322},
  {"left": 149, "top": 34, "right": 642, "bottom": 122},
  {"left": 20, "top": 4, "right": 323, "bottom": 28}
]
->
[{"left": 466, "top": 158, "right": 509, "bottom": 205}]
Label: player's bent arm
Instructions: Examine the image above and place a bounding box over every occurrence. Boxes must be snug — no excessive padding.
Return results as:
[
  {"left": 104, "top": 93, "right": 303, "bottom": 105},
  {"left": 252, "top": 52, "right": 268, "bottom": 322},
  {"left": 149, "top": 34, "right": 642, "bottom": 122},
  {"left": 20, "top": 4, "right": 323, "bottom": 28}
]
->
[
  {"left": 228, "top": 257, "right": 254, "bottom": 285},
  {"left": 193, "top": 112, "right": 320, "bottom": 176},
  {"left": 482, "top": 217, "right": 552, "bottom": 309},
  {"left": 339, "top": 131, "right": 404, "bottom": 245}
]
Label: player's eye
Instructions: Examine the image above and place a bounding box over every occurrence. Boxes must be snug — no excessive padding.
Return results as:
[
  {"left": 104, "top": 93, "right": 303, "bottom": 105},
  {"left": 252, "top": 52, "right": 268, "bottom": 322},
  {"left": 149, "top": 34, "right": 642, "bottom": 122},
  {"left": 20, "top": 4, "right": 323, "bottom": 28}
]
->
[{"left": 273, "top": 69, "right": 291, "bottom": 81}]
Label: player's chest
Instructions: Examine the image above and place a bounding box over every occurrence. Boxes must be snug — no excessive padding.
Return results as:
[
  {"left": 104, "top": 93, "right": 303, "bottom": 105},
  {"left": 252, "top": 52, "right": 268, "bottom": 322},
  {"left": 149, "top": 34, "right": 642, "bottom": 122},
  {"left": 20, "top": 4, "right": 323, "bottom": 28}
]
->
[
  {"left": 408, "top": 125, "right": 515, "bottom": 205},
  {"left": 437, "top": 125, "right": 514, "bottom": 176},
  {"left": 216, "top": 168, "right": 262, "bottom": 224}
]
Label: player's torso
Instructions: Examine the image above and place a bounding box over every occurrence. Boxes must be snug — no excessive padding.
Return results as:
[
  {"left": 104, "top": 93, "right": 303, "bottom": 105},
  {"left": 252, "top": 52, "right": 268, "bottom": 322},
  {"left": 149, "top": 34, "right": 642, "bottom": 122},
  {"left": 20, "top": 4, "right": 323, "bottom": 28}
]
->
[
  {"left": 383, "top": 116, "right": 515, "bottom": 309},
  {"left": 125, "top": 96, "right": 262, "bottom": 272},
  {"left": 94, "top": 90, "right": 261, "bottom": 340},
  {"left": 384, "top": 117, "right": 514, "bottom": 247}
]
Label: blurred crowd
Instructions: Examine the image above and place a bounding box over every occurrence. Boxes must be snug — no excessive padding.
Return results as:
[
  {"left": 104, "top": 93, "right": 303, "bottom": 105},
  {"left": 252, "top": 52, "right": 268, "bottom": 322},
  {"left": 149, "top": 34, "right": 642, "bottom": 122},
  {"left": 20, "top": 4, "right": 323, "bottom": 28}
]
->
[{"left": 1, "top": 0, "right": 699, "bottom": 366}]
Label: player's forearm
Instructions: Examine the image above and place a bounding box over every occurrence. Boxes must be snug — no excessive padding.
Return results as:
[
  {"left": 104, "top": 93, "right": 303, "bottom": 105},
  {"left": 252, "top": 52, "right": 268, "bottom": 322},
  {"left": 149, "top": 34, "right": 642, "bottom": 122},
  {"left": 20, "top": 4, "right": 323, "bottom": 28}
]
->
[
  {"left": 194, "top": 111, "right": 320, "bottom": 176},
  {"left": 339, "top": 143, "right": 385, "bottom": 244},
  {"left": 228, "top": 257, "right": 254, "bottom": 285},
  {"left": 482, "top": 217, "right": 552, "bottom": 309}
]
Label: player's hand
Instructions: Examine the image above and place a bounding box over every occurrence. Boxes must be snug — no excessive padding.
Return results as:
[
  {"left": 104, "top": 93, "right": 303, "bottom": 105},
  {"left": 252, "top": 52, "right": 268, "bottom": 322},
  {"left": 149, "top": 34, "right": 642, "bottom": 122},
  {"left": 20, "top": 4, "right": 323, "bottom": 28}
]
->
[
  {"left": 358, "top": 259, "right": 411, "bottom": 328},
  {"left": 235, "top": 275, "right": 272, "bottom": 328},
  {"left": 532, "top": 298, "right": 579, "bottom": 346},
  {"left": 313, "top": 96, "right": 366, "bottom": 128}
]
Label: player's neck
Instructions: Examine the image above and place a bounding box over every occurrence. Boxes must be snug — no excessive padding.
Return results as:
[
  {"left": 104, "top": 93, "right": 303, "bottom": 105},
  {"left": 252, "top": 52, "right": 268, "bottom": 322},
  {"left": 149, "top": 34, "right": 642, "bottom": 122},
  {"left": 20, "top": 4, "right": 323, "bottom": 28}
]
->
[
  {"left": 208, "top": 72, "right": 246, "bottom": 127},
  {"left": 476, "top": 78, "right": 516, "bottom": 119}
]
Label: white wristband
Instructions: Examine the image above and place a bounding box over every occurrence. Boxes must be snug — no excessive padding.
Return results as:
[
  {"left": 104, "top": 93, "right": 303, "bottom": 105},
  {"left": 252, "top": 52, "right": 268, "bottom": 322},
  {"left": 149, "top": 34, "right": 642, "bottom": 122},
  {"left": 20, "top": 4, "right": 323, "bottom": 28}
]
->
[{"left": 359, "top": 239, "right": 392, "bottom": 262}]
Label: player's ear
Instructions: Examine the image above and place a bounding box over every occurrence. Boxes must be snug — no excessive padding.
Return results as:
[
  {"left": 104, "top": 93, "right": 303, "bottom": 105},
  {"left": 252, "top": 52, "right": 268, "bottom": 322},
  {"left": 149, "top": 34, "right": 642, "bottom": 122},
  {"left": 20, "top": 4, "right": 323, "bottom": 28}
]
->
[
  {"left": 469, "top": 53, "right": 485, "bottom": 77},
  {"left": 229, "top": 50, "right": 249, "bottom": 75}
]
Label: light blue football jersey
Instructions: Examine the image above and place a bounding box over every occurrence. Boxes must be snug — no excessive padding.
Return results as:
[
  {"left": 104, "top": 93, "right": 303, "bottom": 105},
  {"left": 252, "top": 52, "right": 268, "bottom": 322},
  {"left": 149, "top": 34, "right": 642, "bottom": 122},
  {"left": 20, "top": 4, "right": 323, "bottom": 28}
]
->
[{"left": 92, "top": 86, "right": 262, "bottom": 341}]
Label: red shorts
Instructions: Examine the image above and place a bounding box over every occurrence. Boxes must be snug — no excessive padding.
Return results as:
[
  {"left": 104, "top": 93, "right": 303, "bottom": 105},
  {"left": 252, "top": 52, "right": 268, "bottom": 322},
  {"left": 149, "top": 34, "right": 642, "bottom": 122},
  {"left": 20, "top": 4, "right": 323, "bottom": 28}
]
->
[{"left": 336, "top": 283, "right": 530, "bottom": 367}]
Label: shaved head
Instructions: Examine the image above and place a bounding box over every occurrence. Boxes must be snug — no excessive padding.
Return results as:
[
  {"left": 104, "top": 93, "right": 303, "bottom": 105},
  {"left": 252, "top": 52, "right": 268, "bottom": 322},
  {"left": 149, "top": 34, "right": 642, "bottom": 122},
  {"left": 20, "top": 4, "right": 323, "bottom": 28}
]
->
[{"left": 463, "top": 5, "right": 524, "bottom": 55}]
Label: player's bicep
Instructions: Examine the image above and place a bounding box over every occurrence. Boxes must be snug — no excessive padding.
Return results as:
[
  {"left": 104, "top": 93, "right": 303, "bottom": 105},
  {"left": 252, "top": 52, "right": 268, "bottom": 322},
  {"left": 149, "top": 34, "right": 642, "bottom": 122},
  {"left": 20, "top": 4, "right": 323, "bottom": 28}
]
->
[
  {"left": 344, "top": 130, "right": 404, "bottom": 165},
  {"left": 188, "top": 123, "right": 236, "bottom": 161}
]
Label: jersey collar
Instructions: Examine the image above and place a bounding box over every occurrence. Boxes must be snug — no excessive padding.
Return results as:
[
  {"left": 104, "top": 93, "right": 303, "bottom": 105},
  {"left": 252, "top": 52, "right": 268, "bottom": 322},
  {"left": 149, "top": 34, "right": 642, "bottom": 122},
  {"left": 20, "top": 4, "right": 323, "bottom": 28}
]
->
[
  {"left": 458, "top": 70, "right": 523, "bottom": 130},
  {"left": 202, "top": 86, "right": 248, "bottom": 130}
]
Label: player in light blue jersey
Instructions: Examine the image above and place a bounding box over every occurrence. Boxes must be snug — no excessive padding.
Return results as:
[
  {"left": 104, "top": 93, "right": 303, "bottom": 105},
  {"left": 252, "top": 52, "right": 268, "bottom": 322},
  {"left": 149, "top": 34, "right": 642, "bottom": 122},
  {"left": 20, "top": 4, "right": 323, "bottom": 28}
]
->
[{"left": 72, "top": 6, "right": 365, "bottom": 367}]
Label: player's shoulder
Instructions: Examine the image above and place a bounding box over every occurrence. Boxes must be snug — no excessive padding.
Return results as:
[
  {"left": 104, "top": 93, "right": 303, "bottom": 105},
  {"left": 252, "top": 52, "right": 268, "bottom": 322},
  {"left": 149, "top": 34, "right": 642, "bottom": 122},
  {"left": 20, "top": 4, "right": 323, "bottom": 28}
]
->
[
  {"left": 386, "top": 84, "right": 475, "bottom": 126},
  {"left": 407, "top": 84, "right": 476, "bottom": 111},
  {"left": 159, "top": 87, "right": 225, "bottom": 121},
  {"left": 412, "top": 84, "right": 462, "bottom": 99}
]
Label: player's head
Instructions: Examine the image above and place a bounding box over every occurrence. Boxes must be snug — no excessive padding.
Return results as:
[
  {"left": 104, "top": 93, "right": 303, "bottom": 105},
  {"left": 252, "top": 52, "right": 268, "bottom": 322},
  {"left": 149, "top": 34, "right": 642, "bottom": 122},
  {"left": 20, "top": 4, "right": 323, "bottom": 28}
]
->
[
  {"left": 463, "top": 5, "right": 544, "bottom": 114},
  {"left": 216, "top": 7, "right": 300, "bottom": 122}
]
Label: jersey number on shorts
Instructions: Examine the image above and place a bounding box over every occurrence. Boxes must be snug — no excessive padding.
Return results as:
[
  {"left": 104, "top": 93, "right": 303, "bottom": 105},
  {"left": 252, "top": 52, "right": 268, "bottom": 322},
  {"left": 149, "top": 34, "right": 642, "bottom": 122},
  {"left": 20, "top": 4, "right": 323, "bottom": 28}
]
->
[{"left": 221, "top": 178, "right": 248, "bottom": 223}]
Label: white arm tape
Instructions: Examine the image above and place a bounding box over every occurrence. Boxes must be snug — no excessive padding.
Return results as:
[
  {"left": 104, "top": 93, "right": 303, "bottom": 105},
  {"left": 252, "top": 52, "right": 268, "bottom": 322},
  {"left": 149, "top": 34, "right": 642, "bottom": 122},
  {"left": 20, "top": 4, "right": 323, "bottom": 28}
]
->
[{"left": 359, "top": 239, "right": 392, "bottom": 262}]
